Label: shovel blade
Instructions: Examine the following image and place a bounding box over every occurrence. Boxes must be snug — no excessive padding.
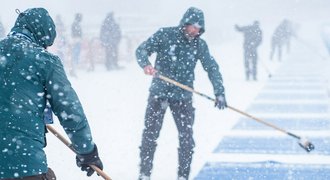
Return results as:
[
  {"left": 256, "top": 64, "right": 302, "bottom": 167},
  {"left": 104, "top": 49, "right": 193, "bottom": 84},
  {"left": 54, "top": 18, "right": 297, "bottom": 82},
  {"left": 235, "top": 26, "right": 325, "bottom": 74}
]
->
[{"left": 298, "top": 139, "right": 315, "bottom": 152}]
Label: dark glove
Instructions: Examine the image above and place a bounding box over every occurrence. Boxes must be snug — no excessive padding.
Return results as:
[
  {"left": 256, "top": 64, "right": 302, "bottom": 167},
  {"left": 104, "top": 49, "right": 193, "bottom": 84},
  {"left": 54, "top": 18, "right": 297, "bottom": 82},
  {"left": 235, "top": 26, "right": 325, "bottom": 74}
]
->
[
  {"left": 76, "top": 145, "right": 103, "bottom": 176},
  {"left": 215, "top": 94, "right": 227, "bottom": 110}
]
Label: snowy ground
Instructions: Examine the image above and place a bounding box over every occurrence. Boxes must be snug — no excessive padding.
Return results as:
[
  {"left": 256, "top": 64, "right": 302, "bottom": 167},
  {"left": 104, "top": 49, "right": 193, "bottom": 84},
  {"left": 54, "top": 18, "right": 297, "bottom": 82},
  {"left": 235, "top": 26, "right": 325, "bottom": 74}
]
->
[
  {"left": 43, "top": 34, "right": 330, "bottom": 179},
  {"left": 1, "top": 1, "right": 329, "bottom": 179},
  {"left": 195, "top": 40, "right": 330, "bottom": 179},
  {"left": 44, "top": 37, "right": 287, "bottom": 180}
]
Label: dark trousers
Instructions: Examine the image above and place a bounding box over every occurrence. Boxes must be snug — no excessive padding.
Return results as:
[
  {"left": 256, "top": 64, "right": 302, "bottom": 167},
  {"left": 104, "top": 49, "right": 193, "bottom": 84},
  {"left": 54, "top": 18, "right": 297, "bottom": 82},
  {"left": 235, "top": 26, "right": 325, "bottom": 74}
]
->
[
  {"left": 244, "top": 48, "right": 258, "bottom": 80},
  {"left": 139, "top": 96, "right": 195, "bottom": 179},
  {"left": 104, "top": 45, "right": 119, "bottom": 70},
  {"left": 3, "top": 168, "right": 56, "bottom": 180},
  {"left": 270, "top": 42, "right": 283, "bottom": 61}
]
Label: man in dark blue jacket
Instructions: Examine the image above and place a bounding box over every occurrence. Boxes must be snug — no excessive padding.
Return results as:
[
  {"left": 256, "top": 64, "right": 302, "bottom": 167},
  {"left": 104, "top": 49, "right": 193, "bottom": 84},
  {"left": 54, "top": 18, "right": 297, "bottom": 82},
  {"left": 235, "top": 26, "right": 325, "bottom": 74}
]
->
[
  {"left": 136, "top": 7, "right": 227, "bottom": 180},
  {"left": 0, "top": 8, "right": 103, "bottom": 179}
]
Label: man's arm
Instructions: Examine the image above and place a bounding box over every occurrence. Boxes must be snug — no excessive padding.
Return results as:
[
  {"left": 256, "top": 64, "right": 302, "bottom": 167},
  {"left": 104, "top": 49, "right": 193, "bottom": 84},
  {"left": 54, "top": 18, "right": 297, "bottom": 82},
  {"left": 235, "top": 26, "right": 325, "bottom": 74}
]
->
[
  {"left": 43, "top": 54, "right": 94, "bottom": 154},
  {"left": 136, "top": 29, "right": 162, "bottom": 68},
  {"left": 198, "top": 41, "right": 225, "bottom": 96},
  {"left": 235, "top": 25, "right": 249, "bottom": 33}
]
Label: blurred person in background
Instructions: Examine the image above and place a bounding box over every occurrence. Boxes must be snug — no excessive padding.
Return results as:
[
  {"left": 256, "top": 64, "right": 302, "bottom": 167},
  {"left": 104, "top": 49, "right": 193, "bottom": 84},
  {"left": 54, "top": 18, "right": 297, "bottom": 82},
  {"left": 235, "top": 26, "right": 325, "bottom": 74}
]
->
[
  {"left": 321, "top": 23, "right": 330, "bottom": 57},
  {"left": 270, "top": 19, "right": 296, "bottom": 61},
  {"left": 54, "top": 14, "right": 67, "bottom": 64},
  {"left": 235, "top": 21, "right": 263, "bottom": 81},
  {"left": 100, "top": 12, "right": 122, "bottom": 70},
  {"left": 0, "top": 19, "right": 5, "bottom": 39},
  {"left": 70, "top": 13, "right": 83, "bottom": 77}
]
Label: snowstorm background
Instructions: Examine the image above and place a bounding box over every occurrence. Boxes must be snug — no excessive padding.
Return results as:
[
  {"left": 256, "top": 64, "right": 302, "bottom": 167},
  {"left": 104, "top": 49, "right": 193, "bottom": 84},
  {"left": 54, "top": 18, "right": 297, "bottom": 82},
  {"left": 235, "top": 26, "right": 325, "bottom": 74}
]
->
[
  {"left": 1, "top": 0, "right": 329, "bottom": 43},
  {"left": 1, "top": 0, "right": 330, "bottom": 180}
]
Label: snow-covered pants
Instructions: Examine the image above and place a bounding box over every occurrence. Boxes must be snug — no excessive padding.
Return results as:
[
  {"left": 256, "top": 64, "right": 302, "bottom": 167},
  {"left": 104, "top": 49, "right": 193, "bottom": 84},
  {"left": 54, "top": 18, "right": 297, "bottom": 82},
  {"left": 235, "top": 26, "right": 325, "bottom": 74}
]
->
[
  {"left": 139, "top": 96, "right": 195, "bottom": 179},
  {"left": 104, "top": 45, "right": 119, "bottom": 70},
  {"left": 244, "top": 47, "right": 258, "bottom": 80}
]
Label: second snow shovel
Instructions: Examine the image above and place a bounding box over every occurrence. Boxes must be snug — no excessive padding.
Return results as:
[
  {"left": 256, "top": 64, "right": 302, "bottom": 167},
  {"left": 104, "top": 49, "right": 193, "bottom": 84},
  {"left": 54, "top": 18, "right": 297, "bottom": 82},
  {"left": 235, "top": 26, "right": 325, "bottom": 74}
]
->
[{"left": 155, "top": 73, "right": 315, "bottom": 152}]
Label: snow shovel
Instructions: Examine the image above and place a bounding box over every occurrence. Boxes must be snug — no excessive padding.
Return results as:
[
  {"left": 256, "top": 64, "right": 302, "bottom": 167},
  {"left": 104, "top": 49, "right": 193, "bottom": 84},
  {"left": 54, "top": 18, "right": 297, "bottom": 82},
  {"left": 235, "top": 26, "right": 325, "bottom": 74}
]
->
[
  {"left": 155, "top": 74, "right": 315, "bottom": 152},
  {"left": 46, "top": 125, "right": 112, "bottom": 180},
  {"left": 259, "top": 59, "right": 272, "bottom": 78}
]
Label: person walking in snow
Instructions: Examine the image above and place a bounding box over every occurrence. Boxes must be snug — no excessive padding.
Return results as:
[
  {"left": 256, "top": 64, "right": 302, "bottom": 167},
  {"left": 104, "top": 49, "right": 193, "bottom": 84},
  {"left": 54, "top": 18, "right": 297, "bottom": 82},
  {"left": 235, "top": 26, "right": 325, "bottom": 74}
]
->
[
  {"left": 235, "top": 21, "right": 263, "bottom": 81},
  {"left": 70, "top": 13, "right": 83, "bottom": 77},
  {"left": 100, "top": 12, "right": 122, "bottom": 70},
  {"left": 54, "top": 14, "right": 68, "bottom": 65},
  {"left": 0, "top": 19, "right": 5, "bottom": 39},
  {"left": 0, "top": 8, "right": 103, "bottom": 179},
  {"left": 136, "top": 7, "right": 227, "bottom": 180},
  {"left": 270, "top": 19, "right": 295, "bottom": 61},
  {"left": 321, "top": 24, "right": 330, "bottom": 57}
]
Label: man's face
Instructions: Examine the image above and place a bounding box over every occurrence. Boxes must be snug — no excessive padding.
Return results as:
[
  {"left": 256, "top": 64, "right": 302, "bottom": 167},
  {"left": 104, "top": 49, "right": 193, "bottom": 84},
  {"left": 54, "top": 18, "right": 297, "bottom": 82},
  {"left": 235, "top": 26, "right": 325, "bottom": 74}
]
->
[{"left": 184, "top": 25, "right": 201, "bottom": 39}]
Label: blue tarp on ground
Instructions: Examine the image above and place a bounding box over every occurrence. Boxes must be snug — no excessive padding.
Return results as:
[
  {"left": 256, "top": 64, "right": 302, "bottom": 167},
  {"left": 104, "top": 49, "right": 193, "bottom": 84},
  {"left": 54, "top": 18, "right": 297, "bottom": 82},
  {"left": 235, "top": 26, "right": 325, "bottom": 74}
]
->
[
  {"left": 233, "top": 117, "right": 330, "bottom": 130},
  {"left": 194, "top": 161, "right": 330, "bottom": 180},
  {"left": 247, "top": 103, "right": 328, "bottom": 113},
  {"left": 193, "top": 51, "right": 330, "bottom": 179},
  {"left": 263, "top": 84, "right": 323, "bottom": 90},
  {"left": 255, "top": 93, "right": 327, "bottom": 100},
  {"left": 213, "top": 136, "right": 329, "bottom": 155}
]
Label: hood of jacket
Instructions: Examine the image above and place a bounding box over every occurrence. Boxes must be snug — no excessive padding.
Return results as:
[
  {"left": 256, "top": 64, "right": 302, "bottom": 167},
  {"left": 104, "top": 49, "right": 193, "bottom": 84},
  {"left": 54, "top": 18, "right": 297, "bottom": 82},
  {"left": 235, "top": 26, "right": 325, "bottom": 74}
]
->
[
  {"left": 179, "top": 7, "right": 205, "bottom": 35},
  {"left": 10, "top": 8, "right": 56, "bottom": 48}
]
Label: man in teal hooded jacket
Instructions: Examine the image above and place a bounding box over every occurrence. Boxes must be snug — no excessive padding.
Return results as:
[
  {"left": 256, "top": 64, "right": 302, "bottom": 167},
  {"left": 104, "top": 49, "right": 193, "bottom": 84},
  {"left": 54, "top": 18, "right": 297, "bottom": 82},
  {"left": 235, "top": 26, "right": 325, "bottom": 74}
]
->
[
  {"left": 136, "top": 7, "right": 227, "bottom": 180},
  {"left": 0, "top": 8, "right": 103, "bottom": 179}
]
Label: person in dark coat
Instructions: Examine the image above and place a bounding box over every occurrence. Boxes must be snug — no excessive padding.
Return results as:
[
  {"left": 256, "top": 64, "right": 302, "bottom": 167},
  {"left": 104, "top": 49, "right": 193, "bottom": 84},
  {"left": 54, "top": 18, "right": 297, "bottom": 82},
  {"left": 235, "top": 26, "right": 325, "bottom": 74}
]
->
[
  {"left": 270, "top": 19, "right": 295, "bottom": 61},
  {"left": 0, "top": 19, "right": 5, "bottom": 39},
  {"left": 100, "top": 12, "right": 122, "bottom": 70},
  {"left": 70, "top": 13, "right": 83, "bottom": 77},
  {"left": 0, "top": 8, "right": 103, "bottom": 179},
  {"left": 321, "top": 24, "right": 330, "bottom": 56},
  {"left": 54, "top": 14, "right": 67, "bottom": 64},
  {"left": 136, "top": 7, "right": 227, "bottom": 180},
  {"left": 235, "top": 21, "right": 263, "bottom": 81}
]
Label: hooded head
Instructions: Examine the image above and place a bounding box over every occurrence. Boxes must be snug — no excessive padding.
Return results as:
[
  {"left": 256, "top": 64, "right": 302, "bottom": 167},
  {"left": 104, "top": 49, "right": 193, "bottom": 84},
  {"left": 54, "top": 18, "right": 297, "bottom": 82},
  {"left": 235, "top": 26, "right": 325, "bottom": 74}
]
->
[
  {"left": 179, "top": 7, "right": 205, "bottom": 35},
  {"left": 253, "top": 21, "right": 260, "bottom": 26},
  {"left": 74, "top": 13, "right": 83, "bottom": 22},
  {"left": 11, "top": 8, "right": 56, "bottom": 48}
]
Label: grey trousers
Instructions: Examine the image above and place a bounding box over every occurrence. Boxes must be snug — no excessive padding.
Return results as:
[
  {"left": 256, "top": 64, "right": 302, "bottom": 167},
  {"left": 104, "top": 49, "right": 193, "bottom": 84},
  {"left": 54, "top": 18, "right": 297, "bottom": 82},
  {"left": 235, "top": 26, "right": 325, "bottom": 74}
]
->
[
  {"left": 139, "top": 96, "right": 195, "bottom": 179},
  {"left": 244, "top": 48, "right": 258, "bottom": 80}
]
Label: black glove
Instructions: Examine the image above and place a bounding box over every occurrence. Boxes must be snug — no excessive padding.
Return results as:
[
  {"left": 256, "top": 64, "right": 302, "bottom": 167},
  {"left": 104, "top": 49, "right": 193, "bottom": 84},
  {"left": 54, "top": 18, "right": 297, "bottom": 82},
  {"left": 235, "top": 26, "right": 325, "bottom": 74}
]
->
[
  {"left": 76, "top": 145, "right": 103, "bottom": 176},
  {"left": 215, "top": 94, "right": 227, "bottom": 109}
]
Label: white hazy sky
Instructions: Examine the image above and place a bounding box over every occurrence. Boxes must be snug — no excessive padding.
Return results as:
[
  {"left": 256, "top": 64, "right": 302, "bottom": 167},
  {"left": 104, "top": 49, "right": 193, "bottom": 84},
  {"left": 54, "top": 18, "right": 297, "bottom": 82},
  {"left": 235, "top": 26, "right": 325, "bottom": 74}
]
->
[
  {"left": 0, "top": 0, "right": 329, "bottom": 33},
  {"left": 0, "top": 0, "right": 328, "bottom": 54}
]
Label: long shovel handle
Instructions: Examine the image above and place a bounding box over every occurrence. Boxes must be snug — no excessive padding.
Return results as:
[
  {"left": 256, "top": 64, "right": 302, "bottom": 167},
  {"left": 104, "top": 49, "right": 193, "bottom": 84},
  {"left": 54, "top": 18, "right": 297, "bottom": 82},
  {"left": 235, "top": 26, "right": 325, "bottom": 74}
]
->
[
  {"left": 46, "top": 125, "right": 112, "bottom": 180},
  {"left": 156, "top": 74, "right": 301, "bottom": 139},
  {"left": 226, "top": 106, "right": 297, "bottom": 137},
  {"left": 157, "top": 74, "right": 215, "bottom": 101}
]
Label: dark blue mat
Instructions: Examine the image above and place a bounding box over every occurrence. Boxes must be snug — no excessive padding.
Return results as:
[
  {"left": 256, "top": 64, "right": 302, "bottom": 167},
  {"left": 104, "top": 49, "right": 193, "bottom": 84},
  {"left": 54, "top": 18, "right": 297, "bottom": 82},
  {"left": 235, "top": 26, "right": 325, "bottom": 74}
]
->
[
  {"left": 247, "top": 103, "right": 328, "bottom": 113},
  {"left": 194, "top": 161, "right": 330, "bottom": 180},
  {"left": 233, "top": 117, "right": 330, "bottom": 130},
  {"left": 213, "top": 136, "right": 329, "bottom": 155},
  {"left": 263, "top": 84, "right": 323, "bottom": 90},
  {"left": 255, "top": 93, "right": 326, "bottom": 100},
  {"left": 268, "top": 79, "right": 322, "bottom": 83}
]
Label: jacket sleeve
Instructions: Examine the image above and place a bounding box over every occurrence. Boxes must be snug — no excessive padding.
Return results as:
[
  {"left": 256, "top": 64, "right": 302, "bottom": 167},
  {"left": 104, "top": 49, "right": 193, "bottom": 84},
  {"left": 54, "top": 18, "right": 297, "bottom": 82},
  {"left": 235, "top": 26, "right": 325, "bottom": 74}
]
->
[
  {"left": 42, "top": 54, "right": 94, "bottom": 154},
  {"left": 197, "top": 40, "right": 225, "bottom": 96},
  {"left": 135, "top": 29, "right": 162, "bottom": 68},
  {"left": 235, "top": 25, "right": 248, "bottom": 32}
]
